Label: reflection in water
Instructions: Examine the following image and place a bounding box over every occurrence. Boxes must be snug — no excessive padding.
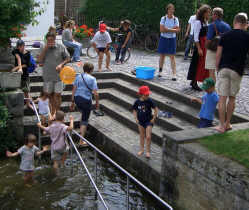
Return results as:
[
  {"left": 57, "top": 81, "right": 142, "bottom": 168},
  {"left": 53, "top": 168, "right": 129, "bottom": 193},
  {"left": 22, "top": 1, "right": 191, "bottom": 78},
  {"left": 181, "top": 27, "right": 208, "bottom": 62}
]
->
[{"left": 0, "top": 149, "right": 161, "bottom": 210}]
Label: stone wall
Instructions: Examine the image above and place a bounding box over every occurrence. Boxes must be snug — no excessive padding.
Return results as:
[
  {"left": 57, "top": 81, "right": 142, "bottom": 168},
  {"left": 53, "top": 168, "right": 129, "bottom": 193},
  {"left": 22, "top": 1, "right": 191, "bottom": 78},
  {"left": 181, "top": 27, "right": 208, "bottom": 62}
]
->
[
  {"left": 3, "top": 90, "right": 24, "bottom": 140},
  {"left": 160, "top": 135, "right": 249, "bottom": 210}
]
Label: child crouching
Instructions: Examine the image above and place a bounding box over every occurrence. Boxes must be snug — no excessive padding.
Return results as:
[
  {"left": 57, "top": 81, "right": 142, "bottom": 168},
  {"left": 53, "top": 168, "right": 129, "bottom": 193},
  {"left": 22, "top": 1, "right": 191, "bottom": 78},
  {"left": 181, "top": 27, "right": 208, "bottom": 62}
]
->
[
  {"left": 6, "top": 134, "right": 49, "bottom": 186},
  {"left": 191, "top": 78, "right": 219, "bottom": 128},
  {"left": 37, "top": 110, "right": 73, "bottom": 173},
  {"left": 132, "top": 86, "right": 158, "bottom": 158}
]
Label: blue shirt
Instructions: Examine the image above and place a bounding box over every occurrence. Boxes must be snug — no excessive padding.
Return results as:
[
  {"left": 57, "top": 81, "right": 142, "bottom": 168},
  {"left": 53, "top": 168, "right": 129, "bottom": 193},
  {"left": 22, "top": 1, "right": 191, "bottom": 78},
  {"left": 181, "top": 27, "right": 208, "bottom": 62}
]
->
[
  {"left": 133, "top": 98, "right": 156, "bottom": 123},
  {"left": 207, "top": 19, "right": 231, "bottom": 40},
  {"left": 160, "top": 16, "right": 179, "bottom": 38},
  {"left": 199, "top": 92, "right": 219, "bottom": 121},
  {"left": 73, "top": 73, "right": 98, "bottom": 100}
]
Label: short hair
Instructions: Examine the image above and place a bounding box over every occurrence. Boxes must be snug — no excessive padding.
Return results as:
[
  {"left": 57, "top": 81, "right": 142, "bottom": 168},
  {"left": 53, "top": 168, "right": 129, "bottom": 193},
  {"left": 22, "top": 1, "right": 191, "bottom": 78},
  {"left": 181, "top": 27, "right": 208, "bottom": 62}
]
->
[
  {"left": 166, "top": 3, "right": 175, "bottom": 13},
  {"left": 123, "top": 19, "right": 131, "bottom": 25},
  {"left": 234, "top": 13, "right": 248, "bottom": 25},
  {"left": 46, "top": 32, "right": 56, "bottom": 40},
  {"left": 25, "top": 134, "right": 37, "bottom": 145},
  {"left": 48, "top": 26, "right": 56, "bottom": 32},
  {"left": 83, "top": 62, "right": 94, "bottom": 73},
  {"left": 213, "top": 7, "right": 223, "bottom": 18},
  {"left": 16, "top": 39, "right": 25, "bottom": 48},
  {"left": 56, "top": 110, "right": 65, "bottom": 121}
]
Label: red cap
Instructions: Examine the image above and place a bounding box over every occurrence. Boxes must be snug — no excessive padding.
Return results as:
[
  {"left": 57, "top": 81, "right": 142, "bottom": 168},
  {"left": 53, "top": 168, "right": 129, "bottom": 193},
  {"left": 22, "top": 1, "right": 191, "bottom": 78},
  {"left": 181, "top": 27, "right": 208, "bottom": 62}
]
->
[
  {"left": 138, "top": 86, "right": 151, "bottom": 95},
  {"left": 99, "top": 23, "right": 106, "bottom": 32}
]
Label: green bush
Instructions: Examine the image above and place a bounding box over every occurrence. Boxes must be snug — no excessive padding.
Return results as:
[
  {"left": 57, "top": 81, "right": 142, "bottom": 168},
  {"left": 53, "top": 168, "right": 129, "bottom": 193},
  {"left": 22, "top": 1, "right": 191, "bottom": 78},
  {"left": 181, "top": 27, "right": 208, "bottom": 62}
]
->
[
  {"left": 82, "top": 0, "right": 195, "bottom": 31},
  {"left": 0, "top": 93, "right": 18, "bottom": 157},
  {"left": 207, "top": 0, "right": 249, "bottom": 25}
]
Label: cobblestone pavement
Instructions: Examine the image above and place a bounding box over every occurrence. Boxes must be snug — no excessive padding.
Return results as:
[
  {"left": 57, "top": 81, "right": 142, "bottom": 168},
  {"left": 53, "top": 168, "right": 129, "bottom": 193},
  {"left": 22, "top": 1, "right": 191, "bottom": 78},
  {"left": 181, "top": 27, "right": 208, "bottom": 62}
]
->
[{"left": 70, "top": 49, "right": 249, "bottom": 117}]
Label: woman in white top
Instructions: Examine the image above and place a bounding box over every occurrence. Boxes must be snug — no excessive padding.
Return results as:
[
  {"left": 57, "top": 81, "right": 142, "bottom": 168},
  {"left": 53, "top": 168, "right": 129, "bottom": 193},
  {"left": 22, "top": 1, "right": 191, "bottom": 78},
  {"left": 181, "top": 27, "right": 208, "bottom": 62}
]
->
[
  {"left": 158, "top": 3, "right": 180, "bottom": 80},
  {"left": 62, "top": 20, "right": 82, "bottom": 62},
  {"left": 187, "top": 5, "right": 211, "bottom": 91}
]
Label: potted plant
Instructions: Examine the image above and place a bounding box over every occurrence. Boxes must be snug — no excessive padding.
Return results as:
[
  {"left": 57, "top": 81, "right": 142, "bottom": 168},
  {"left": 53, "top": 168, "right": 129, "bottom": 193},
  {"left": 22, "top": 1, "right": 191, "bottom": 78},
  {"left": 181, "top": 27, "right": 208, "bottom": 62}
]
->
[
  {"left": 0, "top": 0, "right": 41, "bottom": 89},
  {"left": 73, "top": 24, "right": 94, "bottom": 47}
]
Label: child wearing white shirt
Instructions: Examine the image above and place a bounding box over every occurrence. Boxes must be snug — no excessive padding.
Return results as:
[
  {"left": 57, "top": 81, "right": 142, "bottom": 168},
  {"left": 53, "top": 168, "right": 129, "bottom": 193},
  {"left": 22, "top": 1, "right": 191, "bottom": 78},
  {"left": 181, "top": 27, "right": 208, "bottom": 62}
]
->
[{"left": 91, "top": 23, "right": 112, "bottom": 72}]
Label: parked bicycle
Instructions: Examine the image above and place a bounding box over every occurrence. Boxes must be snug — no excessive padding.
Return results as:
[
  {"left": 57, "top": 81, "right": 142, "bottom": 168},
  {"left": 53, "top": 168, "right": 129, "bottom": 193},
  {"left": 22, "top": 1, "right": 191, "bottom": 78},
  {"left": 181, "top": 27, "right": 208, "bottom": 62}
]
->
[
  {"left": 87, "top": 33, "right": 131, "bottom": 63},
  {"left": 131, "top": 23, "right": 159, "bottom": 52}
]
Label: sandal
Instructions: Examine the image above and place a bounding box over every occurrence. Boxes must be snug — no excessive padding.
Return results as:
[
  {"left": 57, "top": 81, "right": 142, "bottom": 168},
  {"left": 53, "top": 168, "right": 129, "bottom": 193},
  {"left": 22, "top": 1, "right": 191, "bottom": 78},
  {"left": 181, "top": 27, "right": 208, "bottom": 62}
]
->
[{"left": 93, "top": 110, "right": 104, "bottom": 116}]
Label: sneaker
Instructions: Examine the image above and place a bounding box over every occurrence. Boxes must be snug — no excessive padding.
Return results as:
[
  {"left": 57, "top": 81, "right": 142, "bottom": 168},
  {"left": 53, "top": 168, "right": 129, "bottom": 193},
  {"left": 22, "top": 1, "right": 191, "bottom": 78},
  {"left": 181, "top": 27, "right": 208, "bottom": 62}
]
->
[
  {"left": 115, "top": 60, "right": 121, "bottom": 65},
  {"left": 172, "top": 77, "right": 177, "bottom": 81},
  {"left": 158, "top": 72, "right": 162, "bottom": 77}
]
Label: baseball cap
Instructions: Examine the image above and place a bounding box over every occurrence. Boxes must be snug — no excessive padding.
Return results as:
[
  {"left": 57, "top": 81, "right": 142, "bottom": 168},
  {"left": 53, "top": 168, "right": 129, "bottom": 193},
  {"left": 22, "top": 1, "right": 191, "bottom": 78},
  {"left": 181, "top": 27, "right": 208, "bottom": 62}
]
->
[
  {"left": 16, "top": 39, "right": 25, "bottom": 47},
  {"left": 138, "top": 86, "right": 151, "bottom": 95},
  {"left": 201, "top": 78, "right": 215, "bottom": 90},
  {"left": 99, "top": 23, "right": 106, "bottom": 32}
]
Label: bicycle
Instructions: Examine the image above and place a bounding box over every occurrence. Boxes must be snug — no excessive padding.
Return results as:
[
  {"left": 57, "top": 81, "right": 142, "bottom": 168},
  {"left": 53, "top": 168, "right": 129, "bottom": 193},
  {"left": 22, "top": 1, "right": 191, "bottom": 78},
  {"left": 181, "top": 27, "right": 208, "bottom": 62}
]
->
[
  {"left": 87, "top": 33, "right": 131, "bottom": 63},
  {"left": 131, "top": 23, "right": 159, "bottom": 52}
]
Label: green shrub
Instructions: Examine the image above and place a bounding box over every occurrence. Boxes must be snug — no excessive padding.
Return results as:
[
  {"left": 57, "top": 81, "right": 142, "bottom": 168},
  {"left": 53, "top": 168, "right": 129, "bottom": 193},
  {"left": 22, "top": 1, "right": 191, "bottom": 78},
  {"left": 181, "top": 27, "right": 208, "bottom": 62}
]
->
[{"left": 0, "top": 93, "right": 18, "bottom": 157}]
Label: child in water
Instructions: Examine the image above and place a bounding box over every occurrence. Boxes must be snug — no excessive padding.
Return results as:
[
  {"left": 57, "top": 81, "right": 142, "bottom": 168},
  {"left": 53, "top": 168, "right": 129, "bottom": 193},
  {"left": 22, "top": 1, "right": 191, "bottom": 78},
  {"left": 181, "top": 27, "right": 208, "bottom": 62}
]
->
[{"left": 6, "top": 134, "right": 49, "bottom": 186}]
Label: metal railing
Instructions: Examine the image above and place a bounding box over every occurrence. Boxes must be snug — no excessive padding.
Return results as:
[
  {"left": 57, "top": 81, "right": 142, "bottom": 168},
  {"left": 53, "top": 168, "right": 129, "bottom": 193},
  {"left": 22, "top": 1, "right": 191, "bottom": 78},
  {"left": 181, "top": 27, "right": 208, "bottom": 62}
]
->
[
  {"left": 25, "top": 98, "right": 172, "bottom": 209},
  {"left": 67, "top": 133, "right": 109, "bottom": 210},
  {"left": 71, "top": 130, "right": 173, "bottom": 210}
]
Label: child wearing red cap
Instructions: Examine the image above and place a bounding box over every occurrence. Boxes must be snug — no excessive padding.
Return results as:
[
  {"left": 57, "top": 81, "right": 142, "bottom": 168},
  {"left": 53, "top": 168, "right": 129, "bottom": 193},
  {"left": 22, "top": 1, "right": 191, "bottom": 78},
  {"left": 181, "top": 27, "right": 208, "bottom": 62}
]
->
[
  {"left": 132, "top": 86, "right": 158, "bottom": 158},
  {"left": 91, "top": 23, "right": 112, "bottom": 72}
]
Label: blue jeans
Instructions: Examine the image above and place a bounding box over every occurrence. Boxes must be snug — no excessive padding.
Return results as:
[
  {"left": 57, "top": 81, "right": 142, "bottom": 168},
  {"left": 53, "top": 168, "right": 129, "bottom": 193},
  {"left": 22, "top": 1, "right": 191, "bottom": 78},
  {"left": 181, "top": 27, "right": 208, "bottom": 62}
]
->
[
  {"left": 115, "top": 42, "right": 128, "bottom": 62},
  {"left": 63, "top": 40, "right": 82, "bottom": 61},
  {"left": 184, "top": 35, "right": 194, "bottom": 59}
]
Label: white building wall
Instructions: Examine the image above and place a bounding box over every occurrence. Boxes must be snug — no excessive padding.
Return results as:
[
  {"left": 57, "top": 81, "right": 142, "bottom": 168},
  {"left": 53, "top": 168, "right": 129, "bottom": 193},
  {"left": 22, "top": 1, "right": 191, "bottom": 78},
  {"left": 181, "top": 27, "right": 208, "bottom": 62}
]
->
[{"left": 25, "top": 0, "right": 55, "bottom": 37}]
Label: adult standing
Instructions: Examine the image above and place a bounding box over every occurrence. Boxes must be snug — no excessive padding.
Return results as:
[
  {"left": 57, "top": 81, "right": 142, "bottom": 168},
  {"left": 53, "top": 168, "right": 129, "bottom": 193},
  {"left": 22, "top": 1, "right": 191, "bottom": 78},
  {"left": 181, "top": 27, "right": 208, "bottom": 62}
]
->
[
  {"left": 215, "top": 13, "right": 249, "bottom": 133},
  {"left": 184, "top": 11, "right": 197, "bottom": 60},
  {"left": 158, "top": 3, "right": 180, "bottom": 81},
  {"left": 38, "top": 32, "right": 70, "bottom": 117},
  {"left": 205, "top": 7, "right": 231, "bottom": 82},
  {"left": 187, "top": 4, "right": 211, "bottom": 91},
  {"left": 70, "top": 63, "right": 99, "bottom": 146},
  {"left": 62, "top": 20, "right": 82, "bottom": 62}
]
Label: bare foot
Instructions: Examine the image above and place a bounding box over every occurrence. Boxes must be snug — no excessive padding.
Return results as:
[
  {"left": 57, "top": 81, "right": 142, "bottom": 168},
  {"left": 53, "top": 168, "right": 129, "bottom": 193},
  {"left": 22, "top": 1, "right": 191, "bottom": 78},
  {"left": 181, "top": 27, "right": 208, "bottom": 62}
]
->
[
  {"left": 225, "top": 124, "right": 233, "bottom": 131},
  {"left": 137, "top": 151, "right": 144, "bottom": 156},
  {"left": 25, "top": 184, "right": 32, "bottom": 188},
  {"left": 98, "top": 69, "right": 102, "bottom": 72},
  {"left": 214, "top": 126, "right": 225, "bottom": 133},
  {"left": 106, "top": 67, "right": 112, "bottom": 71},
  {"left": 146, "top": 152, "right": 150, "bottom": 158},
  {"left": 79, "top": 140, "right": 88, "bottom": 147}
]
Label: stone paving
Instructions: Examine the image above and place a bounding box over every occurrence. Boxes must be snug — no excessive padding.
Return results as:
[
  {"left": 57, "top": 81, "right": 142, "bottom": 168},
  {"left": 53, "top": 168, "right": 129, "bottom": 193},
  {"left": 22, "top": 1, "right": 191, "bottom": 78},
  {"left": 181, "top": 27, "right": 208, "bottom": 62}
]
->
[{"left": 73, "top": 49, "right": 249, "bottom": 117}]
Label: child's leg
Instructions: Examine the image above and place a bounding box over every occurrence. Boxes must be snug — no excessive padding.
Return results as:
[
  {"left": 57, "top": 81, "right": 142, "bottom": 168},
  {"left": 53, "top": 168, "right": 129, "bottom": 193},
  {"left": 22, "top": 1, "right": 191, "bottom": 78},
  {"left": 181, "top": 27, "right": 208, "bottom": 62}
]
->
[
  {"left": 138, "top": 125, "right": 145, "bottom": 155},
  {"left": 145, "top": 125, "right": 153, "bottom": 158},
  {"left": 120, "top": 45, "right": 128, "bottom": 63},
  {"left": 61, "top": 152, "right": 67, "bottom": 166},
  {"left": 115, "top": 43, "right": 122, "bottom": 62},
  {"left": 53, "top": 160, "right": 59, "bottom": 174},
  {"left": 98, "top": 52, "right": 104, "bottom": 71},
  {"left": 24, "top": 171, "right": 33, "bottom": 185},
  {"left": 105, "top": 50, "right": 111, "bottom": 70}
]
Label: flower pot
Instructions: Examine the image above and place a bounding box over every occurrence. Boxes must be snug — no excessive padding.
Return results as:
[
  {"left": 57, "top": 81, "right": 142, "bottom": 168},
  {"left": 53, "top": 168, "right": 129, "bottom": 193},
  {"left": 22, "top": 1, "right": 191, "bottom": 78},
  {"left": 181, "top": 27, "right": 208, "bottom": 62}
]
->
[{"left": 74, "top": 37, "right": 91, "bottom": 48}]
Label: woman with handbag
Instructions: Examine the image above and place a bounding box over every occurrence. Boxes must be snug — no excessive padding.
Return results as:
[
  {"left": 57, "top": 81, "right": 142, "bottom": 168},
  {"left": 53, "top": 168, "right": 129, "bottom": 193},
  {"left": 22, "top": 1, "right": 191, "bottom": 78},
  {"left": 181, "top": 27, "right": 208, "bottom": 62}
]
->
[
  {"left": 187, "top": 5, "right": 211, "bottom": 91},
  {"left": 70, "top": 62, "right": 99, "bottom": 146}
]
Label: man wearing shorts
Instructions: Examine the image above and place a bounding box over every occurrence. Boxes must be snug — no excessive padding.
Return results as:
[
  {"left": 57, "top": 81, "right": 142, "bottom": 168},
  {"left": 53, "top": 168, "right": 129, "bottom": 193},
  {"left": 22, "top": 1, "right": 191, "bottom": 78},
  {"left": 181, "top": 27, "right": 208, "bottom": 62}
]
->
[
  {"left": 215, "top": 13, "right": 249, "bottom": 133},
  {"left": 205, "top": 7, "right": 231, "bottom": 82},
  {"left": 38, "top": 32, "right": 70, "bottom": 116}
]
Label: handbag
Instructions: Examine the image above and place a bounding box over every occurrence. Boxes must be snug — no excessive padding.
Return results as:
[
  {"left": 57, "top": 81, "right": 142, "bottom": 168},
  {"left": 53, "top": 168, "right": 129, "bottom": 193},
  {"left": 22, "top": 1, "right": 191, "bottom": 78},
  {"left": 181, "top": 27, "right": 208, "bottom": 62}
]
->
[{"left": 207, "top": 23, "right": 220, "bottom": 51}]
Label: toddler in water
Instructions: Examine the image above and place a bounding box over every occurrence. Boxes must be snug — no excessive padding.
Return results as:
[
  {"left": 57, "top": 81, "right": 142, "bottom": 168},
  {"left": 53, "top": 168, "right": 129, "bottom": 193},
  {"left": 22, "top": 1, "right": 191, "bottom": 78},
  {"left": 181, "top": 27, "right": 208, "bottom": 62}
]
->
[
  {"left": 34, "top": 92, "right": 52, "bottom": 134},
  {"left": 133, "top": 86, "right": 158, "bottom": 158},
  {"left": 37, "top": 111, "right": 73, "bottom": 173},
  {"left": 6, "top": 134, "right": 49, "bottom": 186}
]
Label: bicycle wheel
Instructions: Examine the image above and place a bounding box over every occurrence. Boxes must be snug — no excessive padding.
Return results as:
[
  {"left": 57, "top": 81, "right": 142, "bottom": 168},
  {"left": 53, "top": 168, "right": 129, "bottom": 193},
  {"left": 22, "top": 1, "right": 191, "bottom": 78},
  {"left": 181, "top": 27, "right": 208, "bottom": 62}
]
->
[
  {"left": 87, "top": 46, "right": 98, "bottom": 58},
  {"left": 145, "top": 33, "right": 159, "bottom": 52}
]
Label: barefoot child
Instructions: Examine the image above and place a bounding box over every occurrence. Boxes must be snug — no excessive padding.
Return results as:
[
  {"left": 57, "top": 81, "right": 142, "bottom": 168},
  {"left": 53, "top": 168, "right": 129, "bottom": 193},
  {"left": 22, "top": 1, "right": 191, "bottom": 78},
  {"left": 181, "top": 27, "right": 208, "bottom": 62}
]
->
[
  {"left": 191, "top": 77, "right": 219, "bottom": 128},
  {"left": 91, "top": 23, "right": 112, "bottom": 71},
  {"left": 6, "top": 134, "right": 49, "bottom": 186},
  {"left": 34, "top": 91, "right": 52, "bottom": 135},
  {"left": 37, "top": 111, "right": 73, "bottom": 173},
  {"left": 132, "top": 86, "right": 158, "bottom": 158}
]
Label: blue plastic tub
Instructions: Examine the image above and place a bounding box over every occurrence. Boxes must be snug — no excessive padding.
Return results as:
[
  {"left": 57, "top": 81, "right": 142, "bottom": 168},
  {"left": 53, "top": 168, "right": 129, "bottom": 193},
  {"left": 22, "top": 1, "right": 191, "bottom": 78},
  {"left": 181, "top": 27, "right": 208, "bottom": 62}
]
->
[{"left": 135, "top": 66, "right": 156, "bottom": 80}]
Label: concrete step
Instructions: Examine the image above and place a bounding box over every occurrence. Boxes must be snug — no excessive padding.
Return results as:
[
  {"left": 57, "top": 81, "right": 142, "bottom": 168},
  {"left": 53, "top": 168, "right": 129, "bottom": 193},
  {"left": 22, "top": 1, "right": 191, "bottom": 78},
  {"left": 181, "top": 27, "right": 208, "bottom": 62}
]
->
[
  {"left": 29, "top": 82, "right": 73, "bottom": 93},
  {"left": 98, "top": 79, "right": 201, "bottom": 125},
  {"left": 100, "top": 99, "right": 165, "bottom": 146},
  {"left": 98, "top": 88, "right": 194, "bottom": 130}
]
